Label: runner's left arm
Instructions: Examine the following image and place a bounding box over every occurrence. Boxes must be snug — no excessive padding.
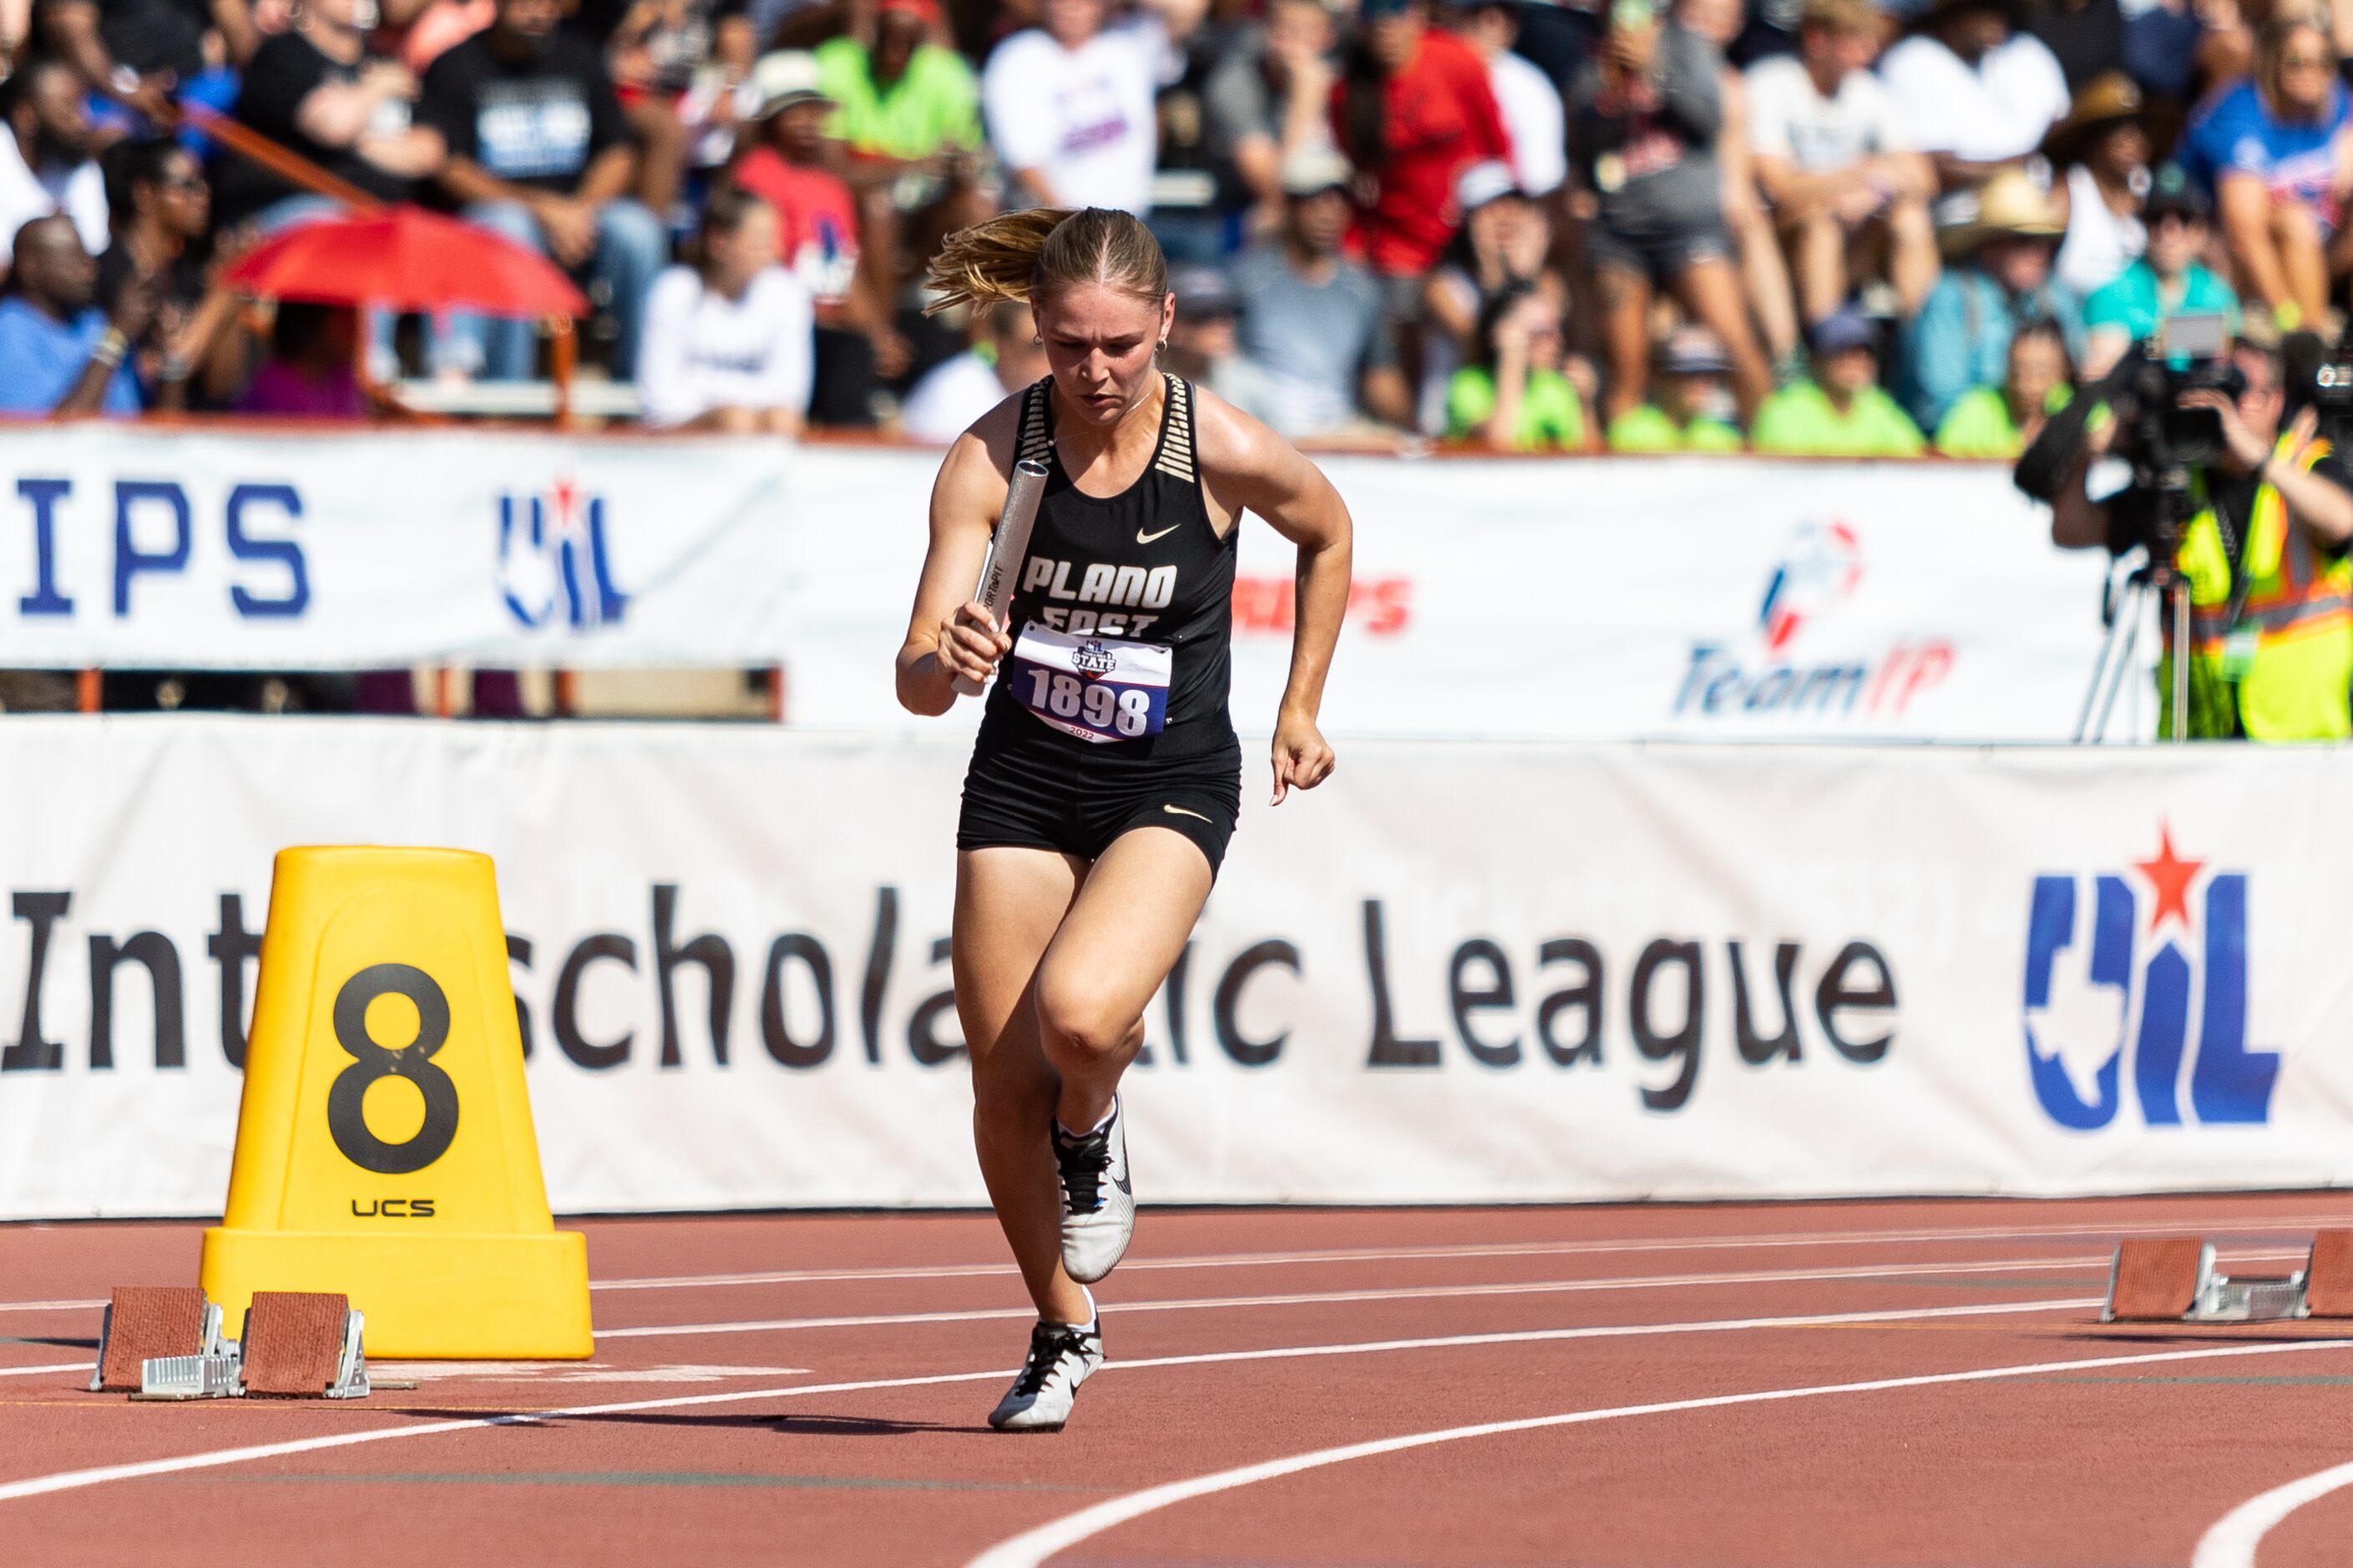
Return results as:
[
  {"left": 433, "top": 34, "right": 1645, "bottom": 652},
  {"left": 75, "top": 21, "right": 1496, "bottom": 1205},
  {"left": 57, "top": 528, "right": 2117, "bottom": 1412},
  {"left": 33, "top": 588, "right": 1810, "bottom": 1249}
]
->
[{"left": 1196, "top": 390, "right": 1352, "bottom": 805}]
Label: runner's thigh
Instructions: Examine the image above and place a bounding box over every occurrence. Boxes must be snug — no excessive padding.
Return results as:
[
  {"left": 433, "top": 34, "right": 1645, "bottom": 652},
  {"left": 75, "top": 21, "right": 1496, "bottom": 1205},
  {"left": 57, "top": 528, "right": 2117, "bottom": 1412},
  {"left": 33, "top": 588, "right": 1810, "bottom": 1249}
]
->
[
  {"left": 1033, "top": 827, "right": 1214, "bottom": 1038},
  {"left": 954, "top": 845, "right": 1084, "bottom": 1065}
]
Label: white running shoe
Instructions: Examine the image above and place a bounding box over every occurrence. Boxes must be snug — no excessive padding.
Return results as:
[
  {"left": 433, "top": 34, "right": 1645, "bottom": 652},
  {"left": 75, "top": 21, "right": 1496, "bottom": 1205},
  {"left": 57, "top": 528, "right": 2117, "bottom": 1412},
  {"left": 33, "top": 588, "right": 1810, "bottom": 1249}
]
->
[
  {"left": 1052, "top": 1098, "right": 1135, "bottom": 1283},
  {"left": 988, "top": 1318, "right": 1104, "bottom": 1432}
]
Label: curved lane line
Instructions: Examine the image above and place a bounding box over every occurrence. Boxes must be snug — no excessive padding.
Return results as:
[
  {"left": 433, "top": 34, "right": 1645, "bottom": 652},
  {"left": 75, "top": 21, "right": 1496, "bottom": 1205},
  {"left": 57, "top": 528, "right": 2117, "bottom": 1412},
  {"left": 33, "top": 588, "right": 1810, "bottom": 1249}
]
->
[
  {"left": 2192, "top": 1459, "right": 2353, "bottom": 1568},
  {"left": 0, "top": 1296, "right": 2087, "bottom": 1505},
  {"left": 964, "top": 1338, "right": 2353, "bottom": 1568}
]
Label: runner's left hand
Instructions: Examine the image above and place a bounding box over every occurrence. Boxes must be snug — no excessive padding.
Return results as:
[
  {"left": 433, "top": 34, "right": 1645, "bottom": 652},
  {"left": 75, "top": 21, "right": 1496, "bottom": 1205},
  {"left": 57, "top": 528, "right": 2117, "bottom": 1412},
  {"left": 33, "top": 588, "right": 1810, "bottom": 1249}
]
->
[{"left": 1270, "top": 710, "right": 1334, "bottom": 806}]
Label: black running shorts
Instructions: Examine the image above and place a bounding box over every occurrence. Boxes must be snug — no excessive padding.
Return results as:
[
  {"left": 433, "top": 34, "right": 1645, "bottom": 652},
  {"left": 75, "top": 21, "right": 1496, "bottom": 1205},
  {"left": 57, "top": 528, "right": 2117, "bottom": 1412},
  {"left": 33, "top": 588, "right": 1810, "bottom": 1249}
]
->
[{"left": 957, "top": 707, "right": 1243, "bottom": 876}]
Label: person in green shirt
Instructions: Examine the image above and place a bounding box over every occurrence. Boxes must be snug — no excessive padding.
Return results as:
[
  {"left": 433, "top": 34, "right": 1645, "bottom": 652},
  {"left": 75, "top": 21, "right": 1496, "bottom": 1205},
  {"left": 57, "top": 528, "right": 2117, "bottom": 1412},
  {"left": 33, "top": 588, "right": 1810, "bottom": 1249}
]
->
[
  {"left": 2081, "top": 164, "right": 2239, "bottom": 377},
  {"left": 1935, "top": 318, "right": 2076, "bottom": 457},
  {"left": 1751, "top": 309, "right": 1925, "bottom": 457},
  {"left": 1446, "top": 283, "right": 1596, "bottom": 451},
  {"left": 813, "top": 0, "right": 982, "bottom": 169},
  {"left": 1607, "top": 326, "right": 1747, "bottom": 452}
]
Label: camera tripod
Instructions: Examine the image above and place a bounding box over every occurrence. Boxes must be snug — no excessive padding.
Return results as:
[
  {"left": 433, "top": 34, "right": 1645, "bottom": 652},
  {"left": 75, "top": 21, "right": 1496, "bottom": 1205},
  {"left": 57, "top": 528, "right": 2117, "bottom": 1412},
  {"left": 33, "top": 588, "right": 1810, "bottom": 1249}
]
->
[{"left": 2077, "top": 548, "right": 2193, "bottom": 743}]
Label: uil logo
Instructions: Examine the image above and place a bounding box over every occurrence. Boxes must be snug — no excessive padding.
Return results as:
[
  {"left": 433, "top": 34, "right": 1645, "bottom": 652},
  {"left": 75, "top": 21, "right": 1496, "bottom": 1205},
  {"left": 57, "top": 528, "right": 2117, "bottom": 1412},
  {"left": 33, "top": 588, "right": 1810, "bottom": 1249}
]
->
[
  {"left": 1072, "top": 640, "right": 1117, "bottom": 675},
  {"left": 497, "top": 478, "right": 630, "bottom": 630},
  {"left": 2022, "top": 824, "right": 2278, "bottom": 1130}
]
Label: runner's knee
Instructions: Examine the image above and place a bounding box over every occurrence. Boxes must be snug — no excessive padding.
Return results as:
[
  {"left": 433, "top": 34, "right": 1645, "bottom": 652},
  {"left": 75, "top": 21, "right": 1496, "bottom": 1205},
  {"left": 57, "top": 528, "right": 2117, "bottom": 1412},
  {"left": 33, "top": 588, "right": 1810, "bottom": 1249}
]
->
[{"left": 1033, "top": 971, "right": 1132, "bottom": 1065}]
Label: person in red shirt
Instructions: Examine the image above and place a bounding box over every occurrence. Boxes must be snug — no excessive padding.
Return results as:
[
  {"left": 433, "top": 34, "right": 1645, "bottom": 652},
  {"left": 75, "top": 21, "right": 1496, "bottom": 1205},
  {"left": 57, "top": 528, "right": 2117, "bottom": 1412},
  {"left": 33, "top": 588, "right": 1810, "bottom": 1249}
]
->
[
  {"left": 730, "top": 49, "right": 907, "bottom": 424},
  {"left": 1332, "top": 0, "right": 1512, "bottom": 346}
]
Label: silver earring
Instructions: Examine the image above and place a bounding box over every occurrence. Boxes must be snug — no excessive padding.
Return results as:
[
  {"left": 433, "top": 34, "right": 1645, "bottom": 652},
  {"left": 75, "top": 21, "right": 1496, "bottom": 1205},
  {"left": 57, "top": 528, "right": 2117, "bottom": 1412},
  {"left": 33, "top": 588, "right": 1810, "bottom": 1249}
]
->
[{"left": 1157, "top": 340, "right": 1168, "bottom": 353}]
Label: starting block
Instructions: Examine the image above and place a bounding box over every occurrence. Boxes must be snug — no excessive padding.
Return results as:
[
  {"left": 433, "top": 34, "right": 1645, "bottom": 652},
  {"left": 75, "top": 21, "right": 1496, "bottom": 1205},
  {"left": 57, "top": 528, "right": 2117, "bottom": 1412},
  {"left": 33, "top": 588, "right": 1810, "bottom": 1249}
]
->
[
  {"left": 2103, "top": 1237, "right": 2312, "bottom": 1323},
  {"left": 90, "top": 1287, "right": 225, "bottom": 1393},
  {"left": 239, "top": 1291, "right": 369, "bottom": 1399},
  {"left": 2299, "top": 1230, "right": 2353, "bottom": 1318}
]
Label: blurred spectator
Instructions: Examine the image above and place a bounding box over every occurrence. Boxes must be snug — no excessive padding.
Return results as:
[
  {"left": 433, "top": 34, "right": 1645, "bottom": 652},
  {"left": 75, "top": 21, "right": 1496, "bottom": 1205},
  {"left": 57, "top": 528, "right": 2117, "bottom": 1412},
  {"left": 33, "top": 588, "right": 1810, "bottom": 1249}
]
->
[
  {"left": 0, "top": 54, "right": 105, "bottom": 256},
  {"left": 816, "top": 0, "right": 982, "bottom": 167},
  {"left": 1932, "top": 315, "right": 2070, "bottom": 454},
  {"left": 2024, "top": 0, "right": 2124, "bottom": 92},
  {"left": 1899, "top": 169, "right": 2080, "bottom": 430},
  {"left": 97, "top": 135, "right": 245, "bottom": 405},
  {"left": 2082, "top": 162, "right": 2235, "bottom": 375},
  {"left": 638, "top": 186, "right": 812, "bottom": 431},
  {"left": 1677, "top": 0, "right": 1798, "bottom": 375},
  {"left": 419, "top": 0, "right": 665, "bottom": 380},
  {"left": 2178, "top": 17, "right": 2347, "bottom": 336},
  {"left": 2047, "top": 72, "right": 2147, "bottom": 298},
  {"left": 982, "top": 0, "right": 1161, "bottom": 214},
  {"left": 1878, "top": 0, "right": 2068, "bottom": 195},
  {"left": 1440, "top": 0, "right": 1566, "bottom": 196},
  {"left": 38, "top": 0, "right": 239, "bottom": 127},
  {"left": 1232, "top": 144, "right": 1411, "bottom": 434},
  {"left": 1419, "top": 158, "right": 1553, "bottom": 431},
  {"left": 1445, "top": 281, "right": 1595, "bottom": 448},
  {"left": 2123, "top": 0, "right": 2235, "bottom": 118},
  {"left": 1202, "top": 0, "right": 1338, "bottom": 235},
  {"left": 1745, "top": 0, "right": 1935, "bottom": 328},
  {"left": 597, "top": 0, "right": 756, "bottom": 220},
  {"left": 900, "top": 298, "right": 1046, "bottom": 441},
  {"left": 1606, "top": 322, "right": 1743, "bottom": 448},
  {"left": 0, "top": 212, "right": 145, "bottom": 413},
  {"left": 733, "top": 50, "right": 899, "bottom": 424},
  {"left": 1569, "top": 0, "right": 1769, "bottom": 424},
  {"left": 1161, "top": 261, "right": 1264, "bottom": 410},
  {"left": 237, "top": 301, "right": 369, "bottom": 417},
  {"left": 1334, "top": 0, "right": 1510, "bottom": 311},
  {"left": 402, "top": 0, "right": 496, "bottom": 74},
  {"left": 1751, "top": 308, "right": 1925, "bottom": 453},
  {"left": 220, "top": 0, "right": 445, "bottom": 229}
]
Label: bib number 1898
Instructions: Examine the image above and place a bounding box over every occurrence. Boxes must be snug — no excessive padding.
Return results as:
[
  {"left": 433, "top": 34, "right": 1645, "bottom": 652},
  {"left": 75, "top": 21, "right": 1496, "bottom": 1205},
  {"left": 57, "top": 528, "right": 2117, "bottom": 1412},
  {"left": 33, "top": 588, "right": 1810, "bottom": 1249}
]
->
[{"left": 1026, "top": 670, "right": 1152, "bottom": 737}]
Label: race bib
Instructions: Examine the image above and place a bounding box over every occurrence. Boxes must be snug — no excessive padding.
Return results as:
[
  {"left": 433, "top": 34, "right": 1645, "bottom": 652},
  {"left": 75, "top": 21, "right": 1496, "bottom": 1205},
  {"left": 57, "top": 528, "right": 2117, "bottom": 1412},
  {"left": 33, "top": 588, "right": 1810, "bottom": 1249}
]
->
[{"left": 1010, "top": 622, "right": 1171, "bottom": 744}]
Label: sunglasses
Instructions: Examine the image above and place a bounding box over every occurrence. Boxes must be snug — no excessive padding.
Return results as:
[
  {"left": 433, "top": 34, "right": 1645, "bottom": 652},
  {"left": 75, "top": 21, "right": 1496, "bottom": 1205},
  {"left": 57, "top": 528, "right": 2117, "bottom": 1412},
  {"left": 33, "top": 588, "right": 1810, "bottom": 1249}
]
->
[
  {"left": 2280, "top": 52, "right": 2331, "bottom": 68},
  {"left": 155, "top": 173, "right": 205, "bottom": 194}
]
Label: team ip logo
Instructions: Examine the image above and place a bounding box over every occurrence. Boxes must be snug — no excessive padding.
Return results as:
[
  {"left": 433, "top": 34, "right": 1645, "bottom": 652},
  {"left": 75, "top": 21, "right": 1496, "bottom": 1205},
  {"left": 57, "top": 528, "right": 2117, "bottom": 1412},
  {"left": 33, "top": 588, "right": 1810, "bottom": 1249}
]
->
[
  {"left": 1673, "top": 518, "right": 1951, "bottom": 719},
  {"left": 497, "top": 478, "right": 630, "bottom": 631},
  {"left": 1757, "top": 518, "right": 1862, "bottom": 652},
  {"left": 2022, "top": 824, "right": 2279, "bottom": 1130}
]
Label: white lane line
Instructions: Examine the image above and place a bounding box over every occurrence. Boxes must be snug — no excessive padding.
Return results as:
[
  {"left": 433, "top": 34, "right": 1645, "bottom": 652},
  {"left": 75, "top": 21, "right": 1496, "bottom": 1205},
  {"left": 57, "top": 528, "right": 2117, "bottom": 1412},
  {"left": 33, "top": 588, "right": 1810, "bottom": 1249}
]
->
[
  {"left": 593, "top": 1251, "right": 2275, "bottom": 1340},
  {"left": 964, "top": 1335, "right": 2353, "bottom": 1568},
  {"left": 0, "top": 1296, "right": 2093, "bottom": 1505},
  {"left": 2192, "top": 1458, "right": 2353, "bottom": 1568},
  {"left": 0, "top": 1362, "right": 92, "bottom": 1380},
  {"left": 585, "top": 1212, "right": 2353, "bottom": 1293},
  {"left": 0, "top": 1301, "right": 105, "bottom": 1315}
]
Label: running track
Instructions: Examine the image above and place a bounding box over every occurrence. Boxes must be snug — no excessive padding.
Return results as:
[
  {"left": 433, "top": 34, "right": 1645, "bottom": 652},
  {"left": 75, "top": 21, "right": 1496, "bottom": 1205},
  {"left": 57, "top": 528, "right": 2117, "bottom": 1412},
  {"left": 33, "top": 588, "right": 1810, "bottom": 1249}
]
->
[{"left": 9, "top": 1196, "right": 2353, "bottom": 1565}]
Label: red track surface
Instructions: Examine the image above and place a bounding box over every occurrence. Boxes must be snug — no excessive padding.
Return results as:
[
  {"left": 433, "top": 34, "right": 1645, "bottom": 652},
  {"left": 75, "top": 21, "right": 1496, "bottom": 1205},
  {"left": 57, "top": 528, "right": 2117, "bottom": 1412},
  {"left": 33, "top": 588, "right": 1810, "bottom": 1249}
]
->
[{"left": 10, "top": 1196, "right": 2353, "bottom": 1566}]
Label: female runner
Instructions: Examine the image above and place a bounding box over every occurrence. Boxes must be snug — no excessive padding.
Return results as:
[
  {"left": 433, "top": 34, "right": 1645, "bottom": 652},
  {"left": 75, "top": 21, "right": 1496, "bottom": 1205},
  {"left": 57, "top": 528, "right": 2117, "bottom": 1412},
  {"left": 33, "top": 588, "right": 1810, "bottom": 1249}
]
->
[{"left": 895, "top": 207, "right": 1354, "bottom": 1432}]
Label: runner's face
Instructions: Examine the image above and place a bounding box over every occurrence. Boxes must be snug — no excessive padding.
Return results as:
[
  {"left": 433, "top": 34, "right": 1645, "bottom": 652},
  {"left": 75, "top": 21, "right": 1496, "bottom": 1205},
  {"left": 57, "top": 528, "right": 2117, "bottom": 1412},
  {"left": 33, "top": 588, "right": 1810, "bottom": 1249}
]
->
[{"left": 1037, "top": 283, "right": 1174, "bottom": 427}]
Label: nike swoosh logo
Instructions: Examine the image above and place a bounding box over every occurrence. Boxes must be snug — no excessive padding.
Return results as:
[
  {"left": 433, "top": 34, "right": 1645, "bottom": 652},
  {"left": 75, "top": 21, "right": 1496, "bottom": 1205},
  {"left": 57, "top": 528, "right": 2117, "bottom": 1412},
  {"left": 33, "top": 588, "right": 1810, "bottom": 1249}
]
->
[
  {"left": 1113, "top": 1170, "right": 1131, "bottom": 1196},
  {"left": 1136, "top": 524, "right": 1182, "bottom": 544},
  {"left": 1162, "top": 805, "right": 1212, "bottom": 823}
]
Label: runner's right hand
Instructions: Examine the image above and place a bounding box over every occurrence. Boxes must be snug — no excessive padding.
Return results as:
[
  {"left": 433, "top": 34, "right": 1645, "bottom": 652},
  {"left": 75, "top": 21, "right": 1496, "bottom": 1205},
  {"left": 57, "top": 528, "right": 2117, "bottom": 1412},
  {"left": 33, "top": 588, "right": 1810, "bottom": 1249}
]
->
[{"left": 940, "top": 601, "right": 1011, "bottom": 685}]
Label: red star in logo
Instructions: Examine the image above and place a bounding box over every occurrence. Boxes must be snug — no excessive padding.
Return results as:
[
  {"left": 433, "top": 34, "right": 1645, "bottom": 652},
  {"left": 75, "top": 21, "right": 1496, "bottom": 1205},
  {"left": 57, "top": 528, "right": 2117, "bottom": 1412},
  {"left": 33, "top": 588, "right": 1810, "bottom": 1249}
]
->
[{"left": 2133, "top": 822, "right": 2204, "bottom": 934}]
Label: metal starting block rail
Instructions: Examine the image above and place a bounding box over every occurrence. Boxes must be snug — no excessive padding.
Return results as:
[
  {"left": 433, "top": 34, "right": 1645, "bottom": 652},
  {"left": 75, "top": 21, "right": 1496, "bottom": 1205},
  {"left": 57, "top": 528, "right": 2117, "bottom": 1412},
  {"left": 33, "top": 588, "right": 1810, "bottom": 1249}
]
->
[{"left": 2103, "top": 1232, "right": 2353, "bottom": 1323}]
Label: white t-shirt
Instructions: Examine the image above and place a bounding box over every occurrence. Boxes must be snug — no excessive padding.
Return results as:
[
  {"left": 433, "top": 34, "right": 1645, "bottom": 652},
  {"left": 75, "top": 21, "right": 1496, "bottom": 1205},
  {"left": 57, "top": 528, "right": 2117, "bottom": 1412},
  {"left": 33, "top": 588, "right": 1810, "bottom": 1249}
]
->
[
  {"left": 900, "top": 350, "right": 1014, "bottom": 444},
  {"left": 1877, "top": 33, "right": 2068, "bottom": 162},
  {"left": 2055, "top": 161, "right": 2145, "bottom": 297},
  {"left": 0, "top": 135, "right": 107, "bottom": 259},
  {"left": 1745, "top": 53, "right": 1909, "bottom": 170},
  {"left": 982, "top": 22, "right": 1163, "bottom": 214},
  {"left": 636, "top": 264, "right": 814, "bottom": 428},
  {"left": 1490, "top": 49, "right": 1565, "bottom": 196}
]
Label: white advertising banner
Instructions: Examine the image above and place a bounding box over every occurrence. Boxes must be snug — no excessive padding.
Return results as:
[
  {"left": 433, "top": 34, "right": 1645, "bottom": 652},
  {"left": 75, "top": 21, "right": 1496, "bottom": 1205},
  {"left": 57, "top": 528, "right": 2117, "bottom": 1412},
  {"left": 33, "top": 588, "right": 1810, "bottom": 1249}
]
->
[
  {"left": 780, "top": 448, "right": 2141, "bottom": 742},
  {"left": 0, "top": 424, "right": 792, "bottom": 669},
  {"left": 0, "top": 716, "right": 2345, "bottom": 1219}
]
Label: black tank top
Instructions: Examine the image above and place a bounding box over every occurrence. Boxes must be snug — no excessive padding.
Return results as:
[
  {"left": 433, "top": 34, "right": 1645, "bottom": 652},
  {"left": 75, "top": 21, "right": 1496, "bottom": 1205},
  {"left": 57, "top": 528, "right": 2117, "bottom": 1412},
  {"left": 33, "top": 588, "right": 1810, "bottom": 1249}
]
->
[{"left": 980, "top": 374, "right": 1238, "bottom": 756}]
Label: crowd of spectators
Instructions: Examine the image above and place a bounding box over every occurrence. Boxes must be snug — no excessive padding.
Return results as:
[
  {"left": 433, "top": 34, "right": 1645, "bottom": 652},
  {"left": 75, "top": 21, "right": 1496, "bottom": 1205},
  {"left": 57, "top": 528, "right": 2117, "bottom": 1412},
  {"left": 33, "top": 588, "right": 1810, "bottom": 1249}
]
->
[{"left": 0, "top": 0, "right": 2346, "bottom": 453}]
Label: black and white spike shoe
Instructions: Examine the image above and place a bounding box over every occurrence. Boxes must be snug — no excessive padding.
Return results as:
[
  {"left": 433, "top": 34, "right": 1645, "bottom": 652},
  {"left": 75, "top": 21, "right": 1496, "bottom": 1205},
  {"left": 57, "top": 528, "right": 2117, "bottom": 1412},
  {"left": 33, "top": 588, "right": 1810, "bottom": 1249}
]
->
[
  {"left": 987, "top": 1318, "right": 1105, "bottom": 1432},
  {"left": 1052, "top": 1097, "right": 1135, "bottom": 1283}
]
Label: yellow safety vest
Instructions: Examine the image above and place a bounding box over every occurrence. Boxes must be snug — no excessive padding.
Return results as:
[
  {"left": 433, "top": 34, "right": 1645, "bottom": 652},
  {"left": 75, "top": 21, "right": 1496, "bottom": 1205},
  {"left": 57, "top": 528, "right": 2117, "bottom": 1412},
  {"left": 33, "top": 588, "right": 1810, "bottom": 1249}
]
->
[{"left": 2159, "top": 434, "right": 2353, "bottom": 740}]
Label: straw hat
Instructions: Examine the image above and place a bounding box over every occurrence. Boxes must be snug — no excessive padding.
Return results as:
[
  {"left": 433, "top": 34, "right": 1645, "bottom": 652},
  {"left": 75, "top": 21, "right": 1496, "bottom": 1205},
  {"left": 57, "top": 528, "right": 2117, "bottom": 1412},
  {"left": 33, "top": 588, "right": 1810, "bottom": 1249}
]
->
[
  {"left": 1941, "top": 169, "right": 2065, "bottom": 256},
  {"left": 2042, "top": 72, "right": 2145, "bottom": 166}
]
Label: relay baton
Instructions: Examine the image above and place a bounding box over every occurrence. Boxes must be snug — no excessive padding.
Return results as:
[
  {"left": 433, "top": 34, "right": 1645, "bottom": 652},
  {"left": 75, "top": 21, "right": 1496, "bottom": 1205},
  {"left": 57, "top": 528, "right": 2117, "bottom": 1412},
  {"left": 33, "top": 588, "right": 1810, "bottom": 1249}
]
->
[{"left": 954, "top": 458, "right": 1050, "bottom": 697}]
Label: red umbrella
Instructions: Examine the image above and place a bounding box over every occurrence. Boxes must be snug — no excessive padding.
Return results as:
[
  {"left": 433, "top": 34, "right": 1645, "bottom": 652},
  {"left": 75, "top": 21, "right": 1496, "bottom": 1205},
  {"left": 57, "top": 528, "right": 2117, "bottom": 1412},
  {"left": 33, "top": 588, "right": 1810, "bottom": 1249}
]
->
[{"left": 223, "top": 204, "right": 590, "bottom": 318}]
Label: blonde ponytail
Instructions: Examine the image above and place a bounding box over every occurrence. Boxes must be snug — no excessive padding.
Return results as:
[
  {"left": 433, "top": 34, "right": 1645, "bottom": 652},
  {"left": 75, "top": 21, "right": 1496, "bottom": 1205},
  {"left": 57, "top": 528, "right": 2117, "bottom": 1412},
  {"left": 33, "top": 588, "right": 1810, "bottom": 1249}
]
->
[{"left": 924, "top": 206, "right": 1170, "bottom": 316}]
